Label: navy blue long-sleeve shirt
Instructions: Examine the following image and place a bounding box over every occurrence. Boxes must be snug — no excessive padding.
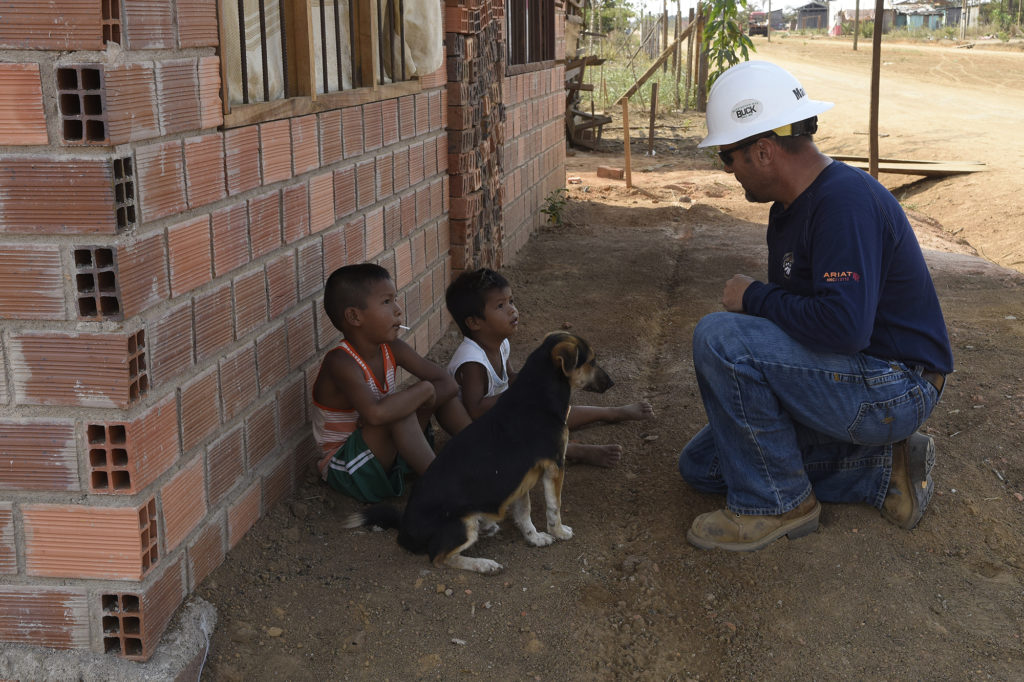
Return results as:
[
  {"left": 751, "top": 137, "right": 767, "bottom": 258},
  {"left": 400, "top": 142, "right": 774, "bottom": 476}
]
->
[{"left": 742, "top": 160, "right": 953, "bottom": 375}]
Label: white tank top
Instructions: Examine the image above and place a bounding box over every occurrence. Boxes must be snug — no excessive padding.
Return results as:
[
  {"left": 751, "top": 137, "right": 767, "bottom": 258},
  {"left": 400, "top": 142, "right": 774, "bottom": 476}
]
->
[{"left": 447, "top": 337, "right": 511, "bottom": 398}]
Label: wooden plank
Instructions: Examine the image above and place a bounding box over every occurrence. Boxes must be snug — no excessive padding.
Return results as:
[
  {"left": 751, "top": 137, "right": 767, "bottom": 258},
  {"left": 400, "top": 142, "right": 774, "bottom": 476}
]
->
[
  {"left": 831, "top": 155, "right": 985, "bottom": 167},
  {"left": 837, "top": 157, "right": 986, "bottom": 177}
]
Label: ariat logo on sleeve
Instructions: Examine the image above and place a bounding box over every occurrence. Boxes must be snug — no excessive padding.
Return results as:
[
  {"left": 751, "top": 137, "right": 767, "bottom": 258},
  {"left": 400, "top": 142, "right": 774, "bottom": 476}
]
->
[
  {"left": 782, "top": 252, "right": 794, "bottom": 278},
  {"left": 822, "top": 270, "right": 861, "bottom": 283}
]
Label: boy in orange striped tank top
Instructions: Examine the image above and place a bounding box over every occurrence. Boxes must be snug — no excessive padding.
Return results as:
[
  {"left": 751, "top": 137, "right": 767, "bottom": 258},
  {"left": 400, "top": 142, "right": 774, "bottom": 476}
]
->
[{"left": 312, "top": 264, "right": 471, "bottom": 503}]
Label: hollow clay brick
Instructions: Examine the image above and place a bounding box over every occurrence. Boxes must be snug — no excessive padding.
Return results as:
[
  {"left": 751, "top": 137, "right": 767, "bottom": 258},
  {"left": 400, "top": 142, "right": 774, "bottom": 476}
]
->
[
  {"left": 381, "top": 98, "right": 399, "bottom": 146},
  {"left": 100, "top": 554, "right": 185, "bottom": 660},
  {"left": 0, "top": 586, "right": 89, "bottom": 648},
  {"left": 187, "top": 518, "right": 224, "bottom": 591},
  {"left": 309, "top": 171, "right": 335, "bottom": 233},
  {"left": 0, "top": 504, "right": 13, "bottom": 574},
  {"left": 136, "top": 139, "right": 187, "bottom": 222},
  {"left": 399, "top": 95, "right": 415, "bottom": 139},
  {"left": 104, "top": 63, "right": 160, "bottom": 144},
  {"left": 23, "top": 501, "right": 157, "bottom": 579},
  {"left": 363, "top": 101, "right": 383, "bottom": 152},
  {"left": 228, "top": 481, "right": 261, "bottom": 549},
  {"left": 333, "top": 165, "right": 357, "bottom": 218},
  {"left": 245, "top": 399, "right": 278, "bottom": 469},
  {"left": 248, "top": 191, "right": 283, "bottom": 259},
  {"left": 0, "top": 158, "right": 117, "bottom": 235},
  {"left": 286, "top": 304, "right": 317, "bottom": 371},
  {"left": 206, "top": 426, "right": 243, "bottom": 509},
  {"left": 322, "top": 226, "right": 346, "bottom": 276},
  {"left": 220, "top": 343, "right": 258, "bottom": 422},
  {"left": 0, "top": 63, "right": 48, "bottom": 145},
  {"left": 383, "top": 199, "right": 401, "bottom": 249},
  {"left": 184, "top": 133, "right": 227, "bottom": 209},
  {"left": 376, "top": 153, "right": 394, "bottom": 200},
  {"left": 161, "top": 455, "right": 206, "bottom": 552},
  {"left": 194, "top": 281, "right": 235, "bottom": 362},
  {"left": 0, "top": 421, "right": 78, "bottom": 491},
  {"left": 0, "top": 244, "right": 65, "bottom": 320},
  {"left": 198, "top": 56, "right": 224, "bottom": 129},
  {"left": 233, "top": 269, "right": 268, "bottom": 339},
  {"left": 211, "top": 202, "right": 251, "bottom": 276},
  {"left": 400, "top": 192, "right": 416, "bottom": 236},
  {"left": 146, "top": 299, "right": 194, "bottom": 387},
  {"left": 225, "top": 126, "right": 261, "bottom": 194},
  {"left": 415, "top": 93, "right": 429, "bottom": 136},
  {"left": 291, "top": 114, "right": 320, "bottom": 175},
  {"left": 356, "top": 159, "right": 376, "bottom": 209},
  {"left": 318, "top": 110, "right": 342, "bottom": 166},
  {"left": 87, "top": 394, "right": 180, "bottom": 495},
  {"left": 266, "top": 251, "right": 298, "bottom": 319},
  {"left": 167, "top": 215, "right": 212, "bottom": 297},
  {"left": 0, "top": 0, "right": 102, "bottom": 50},
  {"left": 393, "top": 146, "right": 410, "bottom": 192},
  {"left": 394, "top": 241, "right": 413, "bottom": 289},
  {"left": 176, "top": 0, "right": 219, "bottom": 48},
  {"left": 10, "top": 331, "right": 145, "bottom": 408},
  {"left": 256, "top": 323, "right": 288, "bottom": 393},
  {"left": 262, "top": 450, "right": 294, "bottom": 512},
  {"left": 179, "top": 366, "right": 220, "bottom": 453},
  {"left": 297, "top": 240, "right": 324, "bottom": 300},
  {"left": 283, "top": 184, "right": 310, "bottom": 244},
  {"left": 345, "top": 217, "right": 366, "bottom": 263},
  {"left": 260, "top": 119, "right": 293, "bottom": 185},
  {"left": 156, "top": 58, "right": 201, "bottom": 135},
  {"left": 123, "top": 0, "right": 175, "bottom": 49},
  {"left": 341, "top": 106, "right": 363, "bottom": 159},
  {"left": 365, "top": 207, "right": 385, "bottom": 261},
  {"left": 409, "top": 141, "right": 425, "bottom": 186},
  {"left": 117, "top": 231, "right": 170, "bottom": 317}
]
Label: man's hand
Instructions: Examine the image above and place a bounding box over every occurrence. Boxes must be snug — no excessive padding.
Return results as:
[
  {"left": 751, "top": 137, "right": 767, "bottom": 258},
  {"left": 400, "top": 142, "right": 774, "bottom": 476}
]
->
[{"left": 722, "top": 274, "right": 755, "bottom": 313}]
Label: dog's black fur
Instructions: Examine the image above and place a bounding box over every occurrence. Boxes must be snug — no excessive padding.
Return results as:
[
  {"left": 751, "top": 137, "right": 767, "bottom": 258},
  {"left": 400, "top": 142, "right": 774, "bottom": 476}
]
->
[{"left": 346, "top": 332, "right": 613, "bottom": 574}]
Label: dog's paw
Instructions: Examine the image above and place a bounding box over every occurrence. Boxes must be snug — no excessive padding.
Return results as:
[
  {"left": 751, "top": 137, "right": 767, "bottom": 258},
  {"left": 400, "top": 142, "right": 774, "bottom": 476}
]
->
[
  {"left": 550, "top": 524, "right": 573, "bottom": 540},
  {"left": 479, "top": 519, "right": 500, "bottom": 537},
  {"left": 466, "top": 558, "right": 504, "bottom": 574},
  {"left": 524, "top": 530, "right": 555, "bottom": 547}
]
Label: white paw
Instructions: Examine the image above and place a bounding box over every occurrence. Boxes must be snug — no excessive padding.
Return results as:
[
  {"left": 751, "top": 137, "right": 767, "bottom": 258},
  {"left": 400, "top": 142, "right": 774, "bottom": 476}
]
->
[
  {"left": 550, "top": 524, "right": 573, "bottom": 540},
  {"left": 525, "top": 531, "right": 555, "bottom": 547},
  {"left": 472, "top": 558, "right": 504, "bottom": 575},
  {"left": 479, "top": 519, "right": 500, "bottom": 537}
]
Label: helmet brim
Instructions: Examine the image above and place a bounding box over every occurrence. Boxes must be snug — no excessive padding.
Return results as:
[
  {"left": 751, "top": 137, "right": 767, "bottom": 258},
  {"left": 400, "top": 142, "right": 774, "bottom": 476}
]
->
[{"left": 698, "top": 99, "right": 835, "bottom": 148}]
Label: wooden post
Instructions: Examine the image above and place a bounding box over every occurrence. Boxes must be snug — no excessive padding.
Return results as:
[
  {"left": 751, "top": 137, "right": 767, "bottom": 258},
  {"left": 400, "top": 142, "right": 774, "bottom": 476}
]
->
[
  {"left": 685, "top": 7, "right": 695, "bottom": 111},
  {"left": 622, "top": 98, "right": 632, "bottom": 188},
  {"left": 869, "top": 0, "right": 884, "bottom": 178},
  {"left": 696, "top": 5, "right": 707, "bottom": 113},
  {"left": 854, "top": 0, "right": 860, "bottom": 50},
  {"left": 648, "top": 82, "right": 659, "bottom": 155},
  {"left": 662, "top": 5, "right": 669, "bottom": 72},
  {"left": 674, "top": 0, "right": 682, "bottom": 109}
]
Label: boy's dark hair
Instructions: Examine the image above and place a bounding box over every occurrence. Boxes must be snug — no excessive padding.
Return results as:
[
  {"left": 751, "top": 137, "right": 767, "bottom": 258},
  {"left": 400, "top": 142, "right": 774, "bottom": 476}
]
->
[
  {"left": 445, "top": 268, "right": 510, "bottom": 337},
  {"left": 324, "top": 263, "right": 392, "bottom": 330}
]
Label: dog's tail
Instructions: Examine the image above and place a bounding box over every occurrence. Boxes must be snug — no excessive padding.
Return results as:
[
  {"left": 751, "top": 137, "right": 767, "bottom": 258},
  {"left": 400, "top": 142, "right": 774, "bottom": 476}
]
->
[{"left": 343, "top": 504, "right": 402, "bottom": 531}]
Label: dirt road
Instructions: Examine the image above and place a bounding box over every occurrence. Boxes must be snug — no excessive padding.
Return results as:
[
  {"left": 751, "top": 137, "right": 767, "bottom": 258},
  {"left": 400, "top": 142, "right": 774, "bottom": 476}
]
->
[{"left": 198, "top": 38, "right": 1024, "bottom": 680}]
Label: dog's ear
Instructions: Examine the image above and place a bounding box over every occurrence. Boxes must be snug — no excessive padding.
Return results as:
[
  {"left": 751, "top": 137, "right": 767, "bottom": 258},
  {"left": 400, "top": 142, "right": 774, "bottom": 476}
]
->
[{"left": 550, "top": 338, "right": 579, "bottom": 378}]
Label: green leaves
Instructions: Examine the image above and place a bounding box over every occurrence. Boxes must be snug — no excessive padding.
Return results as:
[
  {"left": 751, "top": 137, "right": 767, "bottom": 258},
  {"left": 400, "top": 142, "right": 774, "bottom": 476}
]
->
[{"left": 703, "top": 0, "right": 756, "bottom": 89}]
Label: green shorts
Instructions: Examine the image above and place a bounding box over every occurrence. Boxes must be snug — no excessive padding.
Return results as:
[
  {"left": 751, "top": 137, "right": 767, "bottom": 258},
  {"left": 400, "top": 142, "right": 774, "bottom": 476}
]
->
[{"left": 323, "top": 429, "right": 411, "bottom": 504}]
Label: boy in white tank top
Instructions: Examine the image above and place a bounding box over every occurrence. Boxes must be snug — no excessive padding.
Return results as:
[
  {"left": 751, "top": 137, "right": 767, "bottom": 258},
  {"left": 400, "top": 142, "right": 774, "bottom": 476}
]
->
[{"left": 445, "top": 268, "right": 654, "bottom": 467}]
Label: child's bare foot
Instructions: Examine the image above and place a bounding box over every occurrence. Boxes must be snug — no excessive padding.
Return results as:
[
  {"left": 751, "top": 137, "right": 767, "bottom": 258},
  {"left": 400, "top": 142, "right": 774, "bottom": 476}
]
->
[
  {"left": 609, "top": 401, "right": 655, "bottom": 423},
  {"left": 567, "top": 442, "right": 623, "bottom": 468}
]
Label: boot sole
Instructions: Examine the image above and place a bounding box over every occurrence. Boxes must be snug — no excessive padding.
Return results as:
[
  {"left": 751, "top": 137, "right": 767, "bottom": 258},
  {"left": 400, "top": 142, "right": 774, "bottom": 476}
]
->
[{"left": 686, "top": 502, "right": 821, "bottom": 552}]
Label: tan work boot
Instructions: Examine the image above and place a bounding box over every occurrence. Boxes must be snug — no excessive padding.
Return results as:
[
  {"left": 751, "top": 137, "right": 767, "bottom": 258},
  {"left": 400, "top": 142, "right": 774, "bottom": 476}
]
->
[
  {"left": 686, "top": 493, "right": 821, "bottom": 551},
  {"left": 881, "top": 432, "right": 935, "bottom": 530}
]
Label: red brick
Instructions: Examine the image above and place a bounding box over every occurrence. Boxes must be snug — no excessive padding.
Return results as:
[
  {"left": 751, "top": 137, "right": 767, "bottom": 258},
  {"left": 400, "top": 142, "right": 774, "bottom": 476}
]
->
[
  {"left": 177, "top": 0, "right": 219, "bottom": 47},
  {"left": 161, "top": 454, "right": 207, "bottom": 551},
  {"left": 309, "top": 171, "right": 335, "bottom": 233},
  {"left": 393, "top": 146, "right": 410, "bottom": 192},
  {"left": 184, "top": 132, "right": 226, "bottom": 208},
  {"left": 319, "top": 109, "right": 342, "bottom": 166},
  {"left": 333, "top": 165, "right": 356, "bottom": 218},
  {"left": 425, "top": 220, "right": 440, "bottom": 263},
  {"left": 322, "top": 226, "right": 346, "bottom": 275},
  {"left": 383, "top": 199, "right": 401, "bottom": 248},
  {"left": 198, "top": 56, "right": 223, "bottom": 129},
  {"left": 267, "top": 250, "right": 298, "bottom": 318},
  {"left": 167, "top": 215, "right": 212, "bottom": 297},
  {"left": 395, "top": 241, "right": 412, "bottom": 289},
  {"left": 0, "top": 244, "right": 64, "bottom": 320},
  {"left": 381, "top": 97, "right": 399, "bottom": 146},
  {"left": 225, "top": 126, "right": 261, "bottom": 194},
  {"left": 363, "top": 101, "right": 383, "bottom": 151},
  {"left": 366, "top": 207, "right": 384, "bottom": 260},
  {"left": 228, "top": 481, "right": 261, "bottom": 548},
  {"left": 211, "top": 202, "right": 251, "bottom": 276},
  {"left": 344, "top": 217, "right": 366, "bottom": 263},
  {"left": 297, "top": 240, "right": 324, "bottom": 300},
  {"left": 104, "top": 63, "right": 160, "bottom": 144},
  {"left": 123, "top": 0, "right": 175, "bottom": 49},
  {"left": 262, "top": 449, "right": 294, "bottom": 511},
  {"left": 316, "top": 298, "right": 341, "bottom": 350},
  {"left": 256, "top": 323, "right": 288, "bottom": 394},
  {"left": 0, "top": 587, "right": 89, "bottom": 648},
  {"left": 356, "top": 159, "right": 376, "bottom": 209},
  {"left": 23, "top": 501, "right": 157, "bottom": 579},
  {"left": 248, "top": 190, "right": 282, "bottom": 258},
  {"left": 233, "top": 268, "right": 268, "bottom": 339},
  {"left": 341, "top": 105, "right": 363, "bottom": 158},
  {"left": 0, "top": 158, "right": 116, "bottom": 235},
  {"left": 277, "top": 375, "right": 306, "bottom": 441},
  {"left": 409, "top": 141, "right": 424, "bottom": 186},
  {"left": 194, "top": 280, "right": 235, "bottom": 362},
  {"left": 260, "top": 119, "right": 293, "bottom": 185},
  {"left": 596, "top": 165, "right": 625, "bottom": 180},
  {"left": 188, "top": 518, "right": 224, "bottom": 591},
  {"left": 376, "top": 152, "right": 394, "bottom": 200},
  {"left": 99, "top": 554, "right": 184, "bottom": 661},
  {"left": 436, "top": 133, "right": 448, "bottom": 172},
  {"left": 86, "top": 395, "right": 179, "bottom": 494},
  {"left": 147, "top": 300, "right": 194, "bottom": 387},
  {"left": 400, "top": 191, "right": 416, "bottom": 236},
  {"left": 220, "top": 343, "right": 258, "bottom": 421},
  {"left": 0, "top": 63, "right": 48, "bottom": 144},
  {"left": 430, "top": 178, "right": 444, "bottom": 221},
  {"left": 429, "top": 91, "right": 442, "bottom": 129},
  {"left": 283, "top": 184, "right": 310, "bottom": 243},
  {"left": 245, "top": 399, "right": 278, "bottom": 469},
  {"left": 416, "top": 185, "right": 430, "bottom": 227},
  {"left": 207, "top": 425, "right": 243, "bottom": 508},
  {"left": 291, "top": 114, "right": 320, "bottom": 175},
  {"left": 156, "top": 58, "right": 201, "bottom": 135},
  {"left": 0, "top": 421, "right": 78, "bottom": 491},
  {"left": 137, "top": 139, "right": 187, "bottom": 222},
  {"left": 286, "top": 304, "right": 316, "bottom": 371},
  {"left": 117, "top": 233, "right": 170, "bottom": 318},
  {"left": 0, "top": 503, "right": 13, "bottom": 574},
  {"left": 398, "top": 95, "right": 415, "bottom": 139},
  {"left": 415, "top": 93, "right": 429, "bottom": 135},
  {"left": 10, "top": 331, "right": 146, "bottom": 408},
  {"left": 180, "top": 366, "right": 221, "bottom": 452}
]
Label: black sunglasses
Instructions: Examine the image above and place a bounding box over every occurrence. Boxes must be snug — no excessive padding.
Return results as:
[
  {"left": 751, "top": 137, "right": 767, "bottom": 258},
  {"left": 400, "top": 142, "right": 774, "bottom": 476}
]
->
[{"left": 717, "top": 132, "right": 775, "bottom": 166}]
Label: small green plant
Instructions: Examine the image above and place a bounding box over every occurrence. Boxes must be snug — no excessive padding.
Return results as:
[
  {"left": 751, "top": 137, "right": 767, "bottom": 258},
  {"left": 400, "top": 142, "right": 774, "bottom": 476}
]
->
[{"left": 541, "top": 188, "right": 570, "bottom": 226}]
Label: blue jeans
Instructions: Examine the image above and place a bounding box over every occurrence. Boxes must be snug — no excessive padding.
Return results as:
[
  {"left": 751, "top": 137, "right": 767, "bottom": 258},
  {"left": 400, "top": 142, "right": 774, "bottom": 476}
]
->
[{"left": 679, "top": 312, "right": 941, "bottom": 516}]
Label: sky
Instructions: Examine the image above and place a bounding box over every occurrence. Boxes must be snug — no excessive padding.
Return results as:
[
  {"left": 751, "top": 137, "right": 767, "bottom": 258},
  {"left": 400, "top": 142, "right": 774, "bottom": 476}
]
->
[{"left": 632, "top": 0, "right": 796, "bottom": 15}]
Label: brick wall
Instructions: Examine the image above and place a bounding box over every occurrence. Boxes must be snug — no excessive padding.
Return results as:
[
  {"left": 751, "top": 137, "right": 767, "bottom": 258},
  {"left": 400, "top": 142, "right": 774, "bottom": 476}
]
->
[{"left": 0, "top": 0, "right": 452, "bottom": 660}]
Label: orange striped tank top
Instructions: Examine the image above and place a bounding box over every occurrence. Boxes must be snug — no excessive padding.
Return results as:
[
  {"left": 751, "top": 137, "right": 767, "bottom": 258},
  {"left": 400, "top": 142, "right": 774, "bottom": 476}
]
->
[{"left": 312, "top": 341, "right": 397, "bottom": 478}]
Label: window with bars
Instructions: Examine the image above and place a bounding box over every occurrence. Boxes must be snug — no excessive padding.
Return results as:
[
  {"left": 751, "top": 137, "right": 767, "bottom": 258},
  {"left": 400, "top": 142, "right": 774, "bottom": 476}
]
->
[
  {"left": 507, "top": 0, "right": 555, "bottom": 66},
  {"left": 218, "top": 0, "right": 414, "bottom": 122}
]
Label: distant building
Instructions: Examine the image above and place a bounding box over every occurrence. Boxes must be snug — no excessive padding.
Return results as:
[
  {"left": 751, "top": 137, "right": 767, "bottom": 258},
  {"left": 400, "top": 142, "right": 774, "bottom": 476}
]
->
[{"left": 795, "top": 1, "right": 829, "bottom": 29}]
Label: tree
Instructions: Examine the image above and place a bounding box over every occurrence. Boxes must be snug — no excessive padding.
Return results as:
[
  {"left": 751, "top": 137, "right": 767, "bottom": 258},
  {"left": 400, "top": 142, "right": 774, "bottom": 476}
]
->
[{"left": 703, "top": 0, "right": 756, "bottom": 88}]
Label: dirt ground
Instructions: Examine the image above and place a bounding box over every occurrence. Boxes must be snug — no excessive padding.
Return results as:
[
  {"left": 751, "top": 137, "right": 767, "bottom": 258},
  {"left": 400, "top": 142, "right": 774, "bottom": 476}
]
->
[{"left": 197, "top": 37, "right": 1024, "bottom": 680}]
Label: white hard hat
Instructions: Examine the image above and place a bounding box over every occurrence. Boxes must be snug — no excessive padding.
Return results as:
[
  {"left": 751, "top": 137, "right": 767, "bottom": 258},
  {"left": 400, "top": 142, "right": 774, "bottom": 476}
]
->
[{"left": 698, "top": 61, "right": 834, "bottom": 148}]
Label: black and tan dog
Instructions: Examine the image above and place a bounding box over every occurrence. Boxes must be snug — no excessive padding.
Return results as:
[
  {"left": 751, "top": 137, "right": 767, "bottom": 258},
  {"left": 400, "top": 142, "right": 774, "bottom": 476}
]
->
[{"left": 345, "top": 332, "right": 613, "bottom": 574}]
